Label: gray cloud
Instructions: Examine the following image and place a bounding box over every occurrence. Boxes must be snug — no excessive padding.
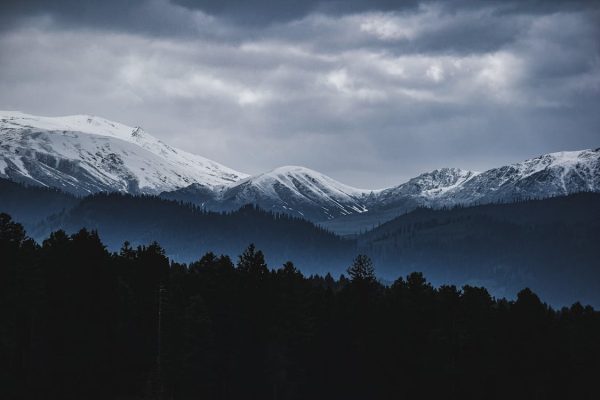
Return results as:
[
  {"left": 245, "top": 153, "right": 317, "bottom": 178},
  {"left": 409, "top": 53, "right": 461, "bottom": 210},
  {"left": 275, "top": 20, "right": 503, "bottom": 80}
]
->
[
  {"left": 0, "top": 0, "right": 599, "bottom": 188},
  {"left": 5, "top": 0, "right": 594, "bottom": 26}
]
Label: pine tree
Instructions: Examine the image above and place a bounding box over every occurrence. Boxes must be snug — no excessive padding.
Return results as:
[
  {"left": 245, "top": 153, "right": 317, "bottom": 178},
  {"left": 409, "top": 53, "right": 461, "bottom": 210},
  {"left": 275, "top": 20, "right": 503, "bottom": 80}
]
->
[
  {"left": 237, "top": 244, "right": 268, "bottom": 276},
  {"left": 347, "top": 254, "right": 375, "bottom": 283}
]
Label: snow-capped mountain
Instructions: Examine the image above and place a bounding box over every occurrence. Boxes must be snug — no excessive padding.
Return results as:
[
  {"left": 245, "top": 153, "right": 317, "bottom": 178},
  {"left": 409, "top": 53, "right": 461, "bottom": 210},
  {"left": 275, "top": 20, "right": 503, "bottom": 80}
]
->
[
  {"left": 0, "top": 111, "right": 247, "bottom": 195},
  {"left": 439, "top": 149, "right": 600, "bottom": 205},
  {"left": 163, "top": 166, "right": 377, "bottom": 221},
  {"left": 1, "top": 111, "right": 598, "bottom": 232},
  {"left": 318, "top": 168, "right": 483, "bottom": 234},
  {"left": 217, "top": 166, "right": 376, "bottom": 220},
  {"left": 213, "top": 149, "right": 599, "bottom": 226},
  {"left": 370, "top": 149, "right": 600, "bottom": 209},
  {"left": 320, "top": 148, "right": 600, "bottom": 234},
  {"left": 374, "top": 168, "right": 480, "bottom": 209}
]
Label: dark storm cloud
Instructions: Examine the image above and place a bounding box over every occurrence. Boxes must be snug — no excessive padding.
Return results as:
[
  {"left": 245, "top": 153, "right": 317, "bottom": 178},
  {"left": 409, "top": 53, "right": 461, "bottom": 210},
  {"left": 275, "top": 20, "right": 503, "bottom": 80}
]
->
[
  {"left": 4, "top": 0, "right": 595, "bottom": 30},
  {"left": 2, "top": 0, "right": 219, "bottom": 38},
  {"left": 0, "top": 0, "right": 599, "bottom": 187},
  {"left": 3, "top": 1, "right": 598, "bottom": 54},
  {"left": 174, "top": 0, "right": 596, "bottom": 24},
  {"left": 3, "top": 0, "right": 417, "bottom": 27}
]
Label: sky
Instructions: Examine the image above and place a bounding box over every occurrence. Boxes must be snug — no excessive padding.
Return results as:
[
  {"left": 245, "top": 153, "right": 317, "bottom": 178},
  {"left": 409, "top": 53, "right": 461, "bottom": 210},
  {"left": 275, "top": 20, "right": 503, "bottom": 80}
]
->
[{"left": 1, "top": 0, "right": 599, "bottom": 188}]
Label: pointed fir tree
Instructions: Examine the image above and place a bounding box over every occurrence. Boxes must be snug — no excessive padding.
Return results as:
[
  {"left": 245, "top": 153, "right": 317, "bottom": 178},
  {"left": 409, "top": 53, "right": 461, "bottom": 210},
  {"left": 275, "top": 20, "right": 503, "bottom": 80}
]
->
[
  {"left": 237, "top": 244, "right": 269, "bottom": 276},
  {"left": 347, "top": 254, "right": 376, "bottom": 283}
]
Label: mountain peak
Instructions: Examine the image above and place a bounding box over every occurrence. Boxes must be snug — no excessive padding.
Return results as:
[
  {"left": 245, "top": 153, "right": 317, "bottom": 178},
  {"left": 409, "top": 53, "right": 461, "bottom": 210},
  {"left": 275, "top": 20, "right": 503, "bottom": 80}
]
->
[
  {"left": 131, "top": 126, "right": 145, "bottom": 138},
  {"left": 0, "top": 111, "right": 248, "bottom": 194},
  {"left": 270, "top": 165, "right": 320, "bottom": 175},
  {"left": 377, "top": 167, "right": 479, "bottom": 202}
]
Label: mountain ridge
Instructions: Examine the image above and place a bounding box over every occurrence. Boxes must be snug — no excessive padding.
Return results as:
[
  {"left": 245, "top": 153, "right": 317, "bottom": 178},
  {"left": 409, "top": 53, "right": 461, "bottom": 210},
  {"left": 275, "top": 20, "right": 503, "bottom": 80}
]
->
[
  {"left": 0, "top": 111, "right": 247, "bottom": 195},
  {"left": 1, "top": 111, "right": 598, "bottom": 231}
]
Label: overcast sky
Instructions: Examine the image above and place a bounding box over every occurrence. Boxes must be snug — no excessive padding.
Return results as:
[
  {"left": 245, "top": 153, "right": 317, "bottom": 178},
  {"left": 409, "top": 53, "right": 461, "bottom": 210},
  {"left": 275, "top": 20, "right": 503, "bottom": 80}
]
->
[{"left": 1, "top": 0, "right": 599, "bottom": 188}]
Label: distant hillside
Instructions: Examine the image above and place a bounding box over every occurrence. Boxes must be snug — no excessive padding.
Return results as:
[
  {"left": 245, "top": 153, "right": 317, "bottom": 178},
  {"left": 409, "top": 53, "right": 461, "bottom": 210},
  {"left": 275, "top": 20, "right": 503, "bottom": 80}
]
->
[
  {"left": 0, "top": 178, "right": 78, "bottom": 228},
  {"left": 34, "top": 193, "right": 354, "bottom": 274},
  {"left": 359, "top": 193, "right": 600, "bottom": 306}
]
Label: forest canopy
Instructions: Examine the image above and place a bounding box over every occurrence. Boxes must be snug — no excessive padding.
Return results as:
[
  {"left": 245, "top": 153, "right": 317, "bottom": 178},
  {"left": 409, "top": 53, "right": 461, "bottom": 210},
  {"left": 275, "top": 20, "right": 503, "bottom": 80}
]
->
[{"left": 1, "top": 213, "right": 599, "bottom": 399}]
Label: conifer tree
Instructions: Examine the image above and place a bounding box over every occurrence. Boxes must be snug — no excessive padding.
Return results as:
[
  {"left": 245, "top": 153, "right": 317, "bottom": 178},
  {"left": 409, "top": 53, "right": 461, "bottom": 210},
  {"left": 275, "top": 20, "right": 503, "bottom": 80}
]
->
[
  {"left": 347, "top": 254, "right": 375, "bottom": 282},
  {"left": 237, "top": 244, "right": 268, "bottom": 276}
]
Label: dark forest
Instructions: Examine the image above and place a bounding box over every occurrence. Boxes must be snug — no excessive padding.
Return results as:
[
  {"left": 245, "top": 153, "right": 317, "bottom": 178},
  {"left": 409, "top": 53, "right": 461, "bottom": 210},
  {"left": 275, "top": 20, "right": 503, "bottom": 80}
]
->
[{"left": 1, "top": 213, "right": 599, "bottom": 400}]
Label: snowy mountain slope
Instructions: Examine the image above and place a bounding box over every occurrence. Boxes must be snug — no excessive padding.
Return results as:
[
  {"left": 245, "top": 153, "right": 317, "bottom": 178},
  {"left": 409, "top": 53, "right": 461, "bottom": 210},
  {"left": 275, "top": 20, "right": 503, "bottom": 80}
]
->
[
  {"left": 163, "top": 166, "right": 379, "bottom": 221},
  {"left": 0, "top": 111, "right": 247, "bottom": 195},
  {"left": 373, "top": 168, "right": 480, "bottom": 209},
  {"left": 439, "top": 149, "right": 600, "bottom": 205},
  {"left": 367, "top": 149, "right": 600, "bottom": 211},
  {"left": 163, "top": 148, "right": 600, "bottom": 230},
  {"left": 216, "top": 166, "right": 377, "bottom": 220},
  {"left": 320, "top": 148, "right": 600, "bottom": 234}
]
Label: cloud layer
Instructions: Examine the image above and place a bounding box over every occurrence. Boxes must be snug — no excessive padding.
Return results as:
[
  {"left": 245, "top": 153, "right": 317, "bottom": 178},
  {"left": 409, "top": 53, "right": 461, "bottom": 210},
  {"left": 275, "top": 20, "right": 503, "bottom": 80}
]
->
[{"left": 1, "top": 0, "right": 599, "bottom": 188}]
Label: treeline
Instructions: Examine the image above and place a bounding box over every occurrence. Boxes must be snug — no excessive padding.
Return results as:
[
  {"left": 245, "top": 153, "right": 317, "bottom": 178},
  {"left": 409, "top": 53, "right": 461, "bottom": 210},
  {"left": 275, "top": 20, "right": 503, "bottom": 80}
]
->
[{"left": 1, "top": 213, "right": 599, "bottom": 400}]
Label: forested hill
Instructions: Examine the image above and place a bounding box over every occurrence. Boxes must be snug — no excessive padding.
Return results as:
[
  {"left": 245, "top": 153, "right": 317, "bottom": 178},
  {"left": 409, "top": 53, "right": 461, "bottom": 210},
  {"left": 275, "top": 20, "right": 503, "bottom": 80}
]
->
[
  {"left": 0, "top": 178, "right": 78, "bottom": 227},
  {"left": 33, "top": 192, "right": 353, "bottom": 274},
  {"left": 1, "top": 215, "right": 599, "bottom": 399},
  {"left": 359, "top": 192, "right": 600, "bottom": 306}
]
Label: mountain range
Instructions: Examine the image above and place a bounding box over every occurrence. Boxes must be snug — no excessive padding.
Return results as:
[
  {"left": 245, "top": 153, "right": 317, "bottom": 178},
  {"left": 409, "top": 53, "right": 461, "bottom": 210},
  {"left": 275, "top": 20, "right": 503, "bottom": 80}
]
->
[{"left": 1, "top": 111, "right": 599, "bottom": 234}]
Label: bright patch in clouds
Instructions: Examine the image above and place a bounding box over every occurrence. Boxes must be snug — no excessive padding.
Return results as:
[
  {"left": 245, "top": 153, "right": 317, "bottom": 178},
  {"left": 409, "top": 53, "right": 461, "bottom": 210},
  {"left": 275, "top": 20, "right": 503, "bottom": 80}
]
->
[
  {"left": 426, "top": 65, "right": 444, "bottom": 82},
  {"left": 359, "top": 13, "right": 418, "bottom": 40}
]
